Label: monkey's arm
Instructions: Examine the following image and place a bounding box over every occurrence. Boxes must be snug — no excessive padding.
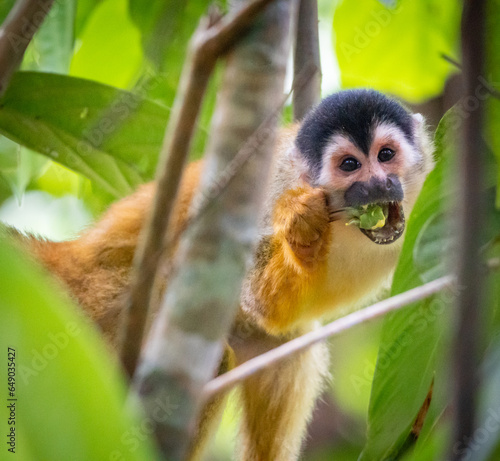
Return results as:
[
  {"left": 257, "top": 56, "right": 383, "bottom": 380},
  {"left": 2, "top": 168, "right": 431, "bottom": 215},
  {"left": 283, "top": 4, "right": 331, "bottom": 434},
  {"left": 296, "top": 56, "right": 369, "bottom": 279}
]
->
[{"left": 242, "top": 183, "right": 332, "bottom": 335}]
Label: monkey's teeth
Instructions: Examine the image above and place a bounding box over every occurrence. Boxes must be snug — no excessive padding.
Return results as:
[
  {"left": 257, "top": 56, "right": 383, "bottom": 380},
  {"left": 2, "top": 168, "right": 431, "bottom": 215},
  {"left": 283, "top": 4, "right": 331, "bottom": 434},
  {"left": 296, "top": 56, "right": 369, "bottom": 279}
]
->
[{"left": 360, "top": 201, "right": 405, "bottom": 245}]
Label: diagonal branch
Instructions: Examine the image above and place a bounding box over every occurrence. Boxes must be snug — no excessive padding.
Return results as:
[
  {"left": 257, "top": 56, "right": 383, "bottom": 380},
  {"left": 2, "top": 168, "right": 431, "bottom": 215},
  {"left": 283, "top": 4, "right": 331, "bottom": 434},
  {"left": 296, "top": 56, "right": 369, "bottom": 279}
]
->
[
  {"left": 0, "top": 0, "right": 55, "bottom": 96},
  {"left": 118, "top": 0, "right": 276, "bottom": 378},
  {"left": 187, "top": 63, "right": 317, "bottom": 224},
  {"left": 203, "top": 275, "right": 455, "bottom": 401},
  {"left": 129, "top": 0, "right": 293, "bottom": 457}
]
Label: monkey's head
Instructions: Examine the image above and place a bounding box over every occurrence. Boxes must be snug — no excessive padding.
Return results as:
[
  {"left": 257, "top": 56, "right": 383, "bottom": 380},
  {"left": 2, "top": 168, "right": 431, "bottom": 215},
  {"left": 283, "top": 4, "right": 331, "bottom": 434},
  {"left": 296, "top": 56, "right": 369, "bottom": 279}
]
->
[{"left": 294, "top": 89, "right": 434, "bottom": 245}]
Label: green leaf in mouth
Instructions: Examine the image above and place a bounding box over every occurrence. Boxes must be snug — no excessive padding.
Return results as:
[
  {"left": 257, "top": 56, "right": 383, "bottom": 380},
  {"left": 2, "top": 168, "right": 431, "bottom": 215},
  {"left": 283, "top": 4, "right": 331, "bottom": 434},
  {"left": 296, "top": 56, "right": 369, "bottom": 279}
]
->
[{"left": 346, "top": 204, "right": 387, "bottom": 230}]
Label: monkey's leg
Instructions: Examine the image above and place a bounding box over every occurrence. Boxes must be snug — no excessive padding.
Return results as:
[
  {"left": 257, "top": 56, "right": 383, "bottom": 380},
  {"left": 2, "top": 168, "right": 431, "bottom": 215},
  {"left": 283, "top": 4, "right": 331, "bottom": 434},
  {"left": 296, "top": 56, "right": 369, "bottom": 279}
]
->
[
  {"left": 186, "top": 344, "right": 235, "bottom": 461},
  {"left": 236, "top": 340, "right": 329, "bottom": 461},
  {"left": 243, "top": 184, "right": 332, "bottom": 334}
]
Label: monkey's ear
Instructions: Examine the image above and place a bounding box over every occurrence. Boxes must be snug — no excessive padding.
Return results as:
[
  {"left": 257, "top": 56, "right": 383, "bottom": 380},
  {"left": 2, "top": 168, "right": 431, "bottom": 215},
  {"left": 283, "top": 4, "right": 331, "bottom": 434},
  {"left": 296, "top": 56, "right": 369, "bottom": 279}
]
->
[
  {"left": 411, "top": 112, "right": 435, "bottom": 172},
  {"left": 412, "top": 113, "right": 425, "bottom": 129}
]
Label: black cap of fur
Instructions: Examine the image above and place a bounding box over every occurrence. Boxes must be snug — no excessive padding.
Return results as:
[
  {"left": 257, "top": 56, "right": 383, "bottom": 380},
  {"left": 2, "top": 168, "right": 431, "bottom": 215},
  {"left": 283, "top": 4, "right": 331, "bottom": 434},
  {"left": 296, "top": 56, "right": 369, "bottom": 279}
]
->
[{"left": 295, "top": 89, "right": 414, "bottom": 178}]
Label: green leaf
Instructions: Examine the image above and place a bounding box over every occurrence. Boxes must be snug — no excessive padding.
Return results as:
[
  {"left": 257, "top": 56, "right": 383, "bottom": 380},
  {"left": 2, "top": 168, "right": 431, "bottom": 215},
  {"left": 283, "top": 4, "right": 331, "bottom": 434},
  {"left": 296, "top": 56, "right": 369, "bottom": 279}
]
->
[
  {"left": 359, "top": 205, "right": 385, "bottom": 229},
  {"left": 0, "top": 72, "right": 169, "bottom": 198},
  {"left": 360, "top": 112, "right": 455, "bottom": 460},
  {"left": 3, "top": 1, "right": 76, "bottom": 200},
  {"left": 0, "top": 236, "right": 160, "bottom": 460},
  {"left": 127, "top": 0, "right": 209, "bottom": 131},
  {"left": 0, "top": 136, "right": 19, "bottom": 173},
  {"left": 5, "top": 0, "right": 77, "bottom": 200},
  {"left": 129, "top": 0, "right": 206, "bottom": 71},
  {"left": 333, "top": 0, "right": 461, "bottom": 103},
  {"left": 23, "top": 0, "right": 76, "bottom": 73},
  {"left": 75, "top": 0, "right": 101, "bottom": 37},
  {"left": 401, "top": 423, "right": 449, "bottom": 461},
  {"left": 0, "top": 136, "right": 50, "bottom": 202},
  {"left": 70, "top": 0, "right": 143, "bottom": 89},
  {"left": 0, "top": 0, "right": 16, "bottom": 24},
  {"left": 347, "top": 204, "right": 387, "bottom": 230},
  {"left": 401, "top": 137, "right": 500, "bottom": 461},
  {"left": 128, "top": 0, "right": 187, "bottom": 68},
  {"left": 127, "top": 0, "right": 219, "bottom": 157}
]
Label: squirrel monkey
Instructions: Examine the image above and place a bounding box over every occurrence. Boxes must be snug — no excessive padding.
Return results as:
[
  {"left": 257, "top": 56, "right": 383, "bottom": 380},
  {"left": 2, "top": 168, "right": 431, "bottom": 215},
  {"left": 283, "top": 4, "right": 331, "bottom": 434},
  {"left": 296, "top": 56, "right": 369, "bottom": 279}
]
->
[{"left": 21, "top": 89, "right": 434, "bottom": 460}]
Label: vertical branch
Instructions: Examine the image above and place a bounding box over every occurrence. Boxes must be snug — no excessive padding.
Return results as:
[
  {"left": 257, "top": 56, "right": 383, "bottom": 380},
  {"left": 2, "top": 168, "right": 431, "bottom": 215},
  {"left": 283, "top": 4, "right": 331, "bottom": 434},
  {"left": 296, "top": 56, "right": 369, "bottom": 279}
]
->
[
  {"left": 118, "top": 22, "right": 214, "bottom": 378},
  {"left": 0, "top": 0, "right": 55, "bottom": 96},
  {"left": 450, "top": 0, "right": 486, "bottom": 457},
  {"left": 292, "top": 0, "right": 321, "bottom": 120},
  {"left": 130, "top": 0, "right": 293, "bottom": 458},
  {"left": 119, "top": 0, "right": 276, "bottom": 378}
]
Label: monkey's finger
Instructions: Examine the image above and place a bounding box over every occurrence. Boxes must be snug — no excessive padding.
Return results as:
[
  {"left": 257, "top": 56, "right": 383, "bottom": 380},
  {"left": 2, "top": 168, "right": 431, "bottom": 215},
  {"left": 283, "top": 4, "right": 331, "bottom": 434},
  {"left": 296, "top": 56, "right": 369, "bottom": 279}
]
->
[{"left": 329, "top": 209, "right": 346, "bottom": 222}]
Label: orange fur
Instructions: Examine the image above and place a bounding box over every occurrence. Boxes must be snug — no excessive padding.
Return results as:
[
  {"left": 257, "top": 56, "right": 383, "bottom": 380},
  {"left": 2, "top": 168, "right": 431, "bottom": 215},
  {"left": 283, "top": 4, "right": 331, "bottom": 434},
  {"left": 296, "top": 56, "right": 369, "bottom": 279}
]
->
[
  {"left": 16, "top": 109, "right": 433, "bottom": 460},
  {"left": 249, "top": 185, "right": 332, "bottom": 333},
  {"left": 238, "top": 341, "right": 328, "bottom": 461},
  {"left": 27, "top": 161, "right": 202, "bottom": 346}
]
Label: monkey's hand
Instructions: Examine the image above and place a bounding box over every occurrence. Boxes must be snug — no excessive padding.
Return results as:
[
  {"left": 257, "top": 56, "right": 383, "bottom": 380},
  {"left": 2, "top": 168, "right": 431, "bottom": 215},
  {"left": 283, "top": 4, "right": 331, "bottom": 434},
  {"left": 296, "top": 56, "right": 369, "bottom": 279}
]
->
[
  {"left": 243, "top": 186, "right": 332, "bottom": 333},
  {"left": 273, "top": 185, "right": 331, "bottom": 268}
]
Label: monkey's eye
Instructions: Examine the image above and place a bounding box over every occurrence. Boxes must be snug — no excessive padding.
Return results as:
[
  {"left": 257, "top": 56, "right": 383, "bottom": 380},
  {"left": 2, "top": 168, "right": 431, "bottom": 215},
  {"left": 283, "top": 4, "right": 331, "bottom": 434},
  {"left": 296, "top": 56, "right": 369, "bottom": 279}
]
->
[
  {"left": 378, "top": 148, "right": 395, "bottom": 162},
  {"left": 339, "top": 157, "right": 361, "bottom": 172}
]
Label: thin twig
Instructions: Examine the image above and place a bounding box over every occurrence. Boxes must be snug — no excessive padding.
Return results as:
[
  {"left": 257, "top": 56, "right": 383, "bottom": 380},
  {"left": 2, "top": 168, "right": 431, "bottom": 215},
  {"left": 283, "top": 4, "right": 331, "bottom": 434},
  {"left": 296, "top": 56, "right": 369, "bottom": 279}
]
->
[
  {"left": 186, "top": 63, "right": 317, "bottom": 226},
  {"left": 0, "top": 0, "right": 55, "bottom": 96},
  {"left": 119, "top": 0, "right": 277, "bottom": 378},
  {"left": 441, "top": 52, "right": 500, "bottom": 100},
  {"left": 441, "top": 53, "right": 463, "bottom": 70},
  {"left": 202, "top": 275, "right": 455, "bottom": 401},
  {"left": 292, "top": 0, "right": 321, "bottom": 120},
  {"left": 450, "top": 1, "right": 486, "bottom": 458}
]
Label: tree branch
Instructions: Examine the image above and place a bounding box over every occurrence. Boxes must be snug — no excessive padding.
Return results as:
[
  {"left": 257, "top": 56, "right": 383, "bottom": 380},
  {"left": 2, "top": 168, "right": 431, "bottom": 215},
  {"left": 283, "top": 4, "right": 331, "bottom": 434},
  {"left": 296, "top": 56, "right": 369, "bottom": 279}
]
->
[
  {"left": 450, "top": 0, "right": 486, "bottom": 457},
  {"left": 0, "top": 0, "right": 55, "bottom": 96},
  {"left": 203, "top": 275, "right": 455, "bottom": 401},
  {"left": 187, "top": 63, "right": 317, "bottom": 223},
  {"left": 129, "top": 0, "right": 293, "bottom": 457},
  {"left": 118, "top": 0, "right": 277, "bottom": 378},
  {"left": 292, "top": 0, "right": 321, "bottom": 120},
  {"left": 441, "top": 53, "right": 500, "bottom": 100}
]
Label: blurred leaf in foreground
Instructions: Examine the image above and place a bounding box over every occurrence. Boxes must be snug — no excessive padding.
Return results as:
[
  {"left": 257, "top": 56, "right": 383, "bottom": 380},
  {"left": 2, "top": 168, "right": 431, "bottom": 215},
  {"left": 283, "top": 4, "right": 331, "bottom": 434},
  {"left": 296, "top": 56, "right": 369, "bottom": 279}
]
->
[
  {"left": 360, "top": 110, "right": 455, "bottom": 460},
  {"left": 0, "top": 235, "right": 160, "bottom": 460}
]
